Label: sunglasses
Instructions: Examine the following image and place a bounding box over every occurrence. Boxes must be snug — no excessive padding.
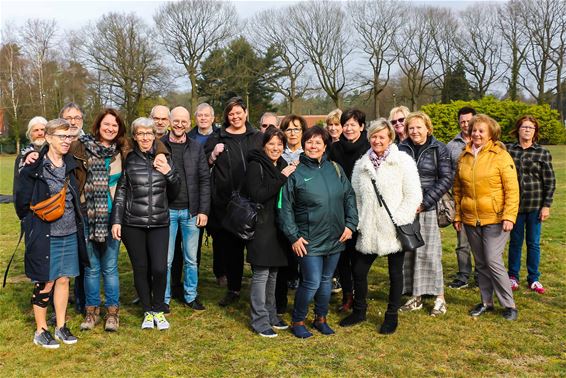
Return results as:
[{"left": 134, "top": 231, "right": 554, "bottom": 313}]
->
[
  {"left": 391, "top": 118, "right": 405, "bottom": 126},
  {"left": 261, "top": 124, "right": 276, "bottom": 129}
]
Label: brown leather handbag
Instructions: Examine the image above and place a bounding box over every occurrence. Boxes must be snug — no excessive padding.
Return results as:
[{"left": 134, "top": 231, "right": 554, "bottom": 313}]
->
[{"left": 30, "top": 177, "right": 69, "bottom": 222}]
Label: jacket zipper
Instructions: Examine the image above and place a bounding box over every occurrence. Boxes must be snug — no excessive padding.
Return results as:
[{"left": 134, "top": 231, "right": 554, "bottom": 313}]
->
[{"left": 147, "top": 155, "right": 153, "bottom": 228}]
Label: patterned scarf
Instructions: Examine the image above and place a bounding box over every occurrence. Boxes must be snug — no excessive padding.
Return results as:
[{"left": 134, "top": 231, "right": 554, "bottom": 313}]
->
[
  {"left": 81, "top": 134, "right": 116, "bottom": 243},
  {"left": 369, "top": 146, "right": 390, "bottom": 170}
]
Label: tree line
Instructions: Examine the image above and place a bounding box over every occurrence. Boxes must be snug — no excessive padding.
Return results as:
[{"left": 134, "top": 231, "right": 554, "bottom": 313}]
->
[{"left": 1, "top": 0, "right": 565, "bottom": 150}]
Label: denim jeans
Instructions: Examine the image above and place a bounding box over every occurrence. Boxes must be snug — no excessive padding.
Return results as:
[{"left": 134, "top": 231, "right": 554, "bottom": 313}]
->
[
  {"left": 508, "top": 210, "right": 542, "bottom": 284},
  {"left": 83, "top": 224, "right": 121, "bottom": 307},
  {"left": 165, "top": 209, "right": 200, "bottom": 304},
  {"left": 292, "top": 252, "right": 341, "bottom": 322}
]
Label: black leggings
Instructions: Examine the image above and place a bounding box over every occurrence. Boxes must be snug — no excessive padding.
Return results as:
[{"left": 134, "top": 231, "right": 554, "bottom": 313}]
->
[
  {"left": 210, "top": 228, "right": 246, "bottom": 292},
  {"left": 351, "top": 250, "right": 405, "bottom": 314},
  {"left": 337, "top": 234, "right": 357, "bottom": 295},
  {"left": 122, "top": 226, "right": 169, "bottom": 313}
]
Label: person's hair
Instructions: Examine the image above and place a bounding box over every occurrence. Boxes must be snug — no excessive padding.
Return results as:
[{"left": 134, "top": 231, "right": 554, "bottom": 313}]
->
[
  {"left": 388, "top": 106, "right": 410, "bottom": 121},
  {"left": 131, "top": 117, "right": 156, "bottom": 135},
  {"left": 45, "top": 118, "right": 71, "bottom": 135},
  {"left": 340, "top": 108, "right": 366, "bottom": 127},
  {"left": 302, "top": 125, "right": 331, "bottom": 147},
  {"left": 259, "top": 112, "right": 279, "bottom": 127},
  {"left": 92, "top": 108, "right": 126, "bottom": 145},
  {"left": 195, "top": 103, "right": 214, "bottom": 118},
  {"left": 512, "top": 115, "right": 539, "bottom": 143},
  {"left": 405, "top": 111, "right": 433, "bottom": 135},
  {"left": 468, "top": 114, "right": 501, "bottom": 142},
  {"left": 26, "top": 116, "right": 48, "bottom": 140},
  {"left": 150, "top": 105, "right": 170, "bottom": 119},
  {"left": 367, "top": 118, "right": 395, "bottom": 142},
  {"left": 280, "top": 114, "right": 307, "bottom": 133},
  {"left": 263, "top": 126, "right": 287, "bottom": 148},
  {"left": 59, "top": 102, "right": 83, "bottom": 118},
  {"left": 325, "top": 109, "right": 342, "bottom": 126},
  {"left": 223, "top": 96, "right": 247, "bottom": 127},
  {"left": 457, "top": 106, "right": 477, "bottom": 120}
]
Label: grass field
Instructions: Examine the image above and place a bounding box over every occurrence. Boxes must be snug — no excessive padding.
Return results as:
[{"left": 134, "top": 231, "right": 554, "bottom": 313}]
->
[{"left": 0, "top": 147, "right": 564, "bottom": 377}]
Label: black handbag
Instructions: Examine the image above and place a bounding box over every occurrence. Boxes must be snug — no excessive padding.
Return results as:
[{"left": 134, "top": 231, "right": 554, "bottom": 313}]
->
[
  {"left": 371, "top": 179, "right": 424, "bottom": 251},
  {"left": 220, "top": 146, "right": 262, "bottom": 241}
]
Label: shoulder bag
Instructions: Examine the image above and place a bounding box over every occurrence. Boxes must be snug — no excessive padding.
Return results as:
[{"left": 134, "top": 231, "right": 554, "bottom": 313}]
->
[
  {"left": 433, "top": 148, "right": 456, "bottom": 228},
  {"left": 29, "top": 176, "right": 69, "bottom": 222}
]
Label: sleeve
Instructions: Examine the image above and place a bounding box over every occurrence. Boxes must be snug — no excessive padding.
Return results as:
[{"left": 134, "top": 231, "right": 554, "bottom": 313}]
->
[
  {"left": 197, "top": 144, "right": 211, "bottom": 215},
  {"left": 453, "top": 164, "right": 463, "bottom": 223},
  {"left": 392, "top": 157, "right": 423, "bottom": 226},
  {"left": 165, "top": 157, "right": 181, "bottom": 202},
  {"left": 500, "top": 151, "right": 520, "bottom": 223},
  {"left": 422, "top": 144, "right": 454, "bottom": 209},
  {"left": 204, "top": 133, "right": 220, "bottom": 167},
  {"left": 110, "top": 171, "right": 127, "bottom": 225},
  {"left": 541, "top": 148, "right": 556, "bottom": 208},
  {"left": 276, "top": 175, "right": 300, "bottom": 244},
  {"left": 244, "top": 162, "right": 287, "bottom": 204},
  {"left": 339, "top": 164, "right": 358, "bottom": 232},
  {"left": 14, "top": 166, "right": 34, "bottom": 220}
]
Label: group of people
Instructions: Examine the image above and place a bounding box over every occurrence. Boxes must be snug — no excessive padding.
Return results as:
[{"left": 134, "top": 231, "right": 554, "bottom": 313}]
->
[{"left": 14, "top": 98, "right": 555, "bottom": 347}]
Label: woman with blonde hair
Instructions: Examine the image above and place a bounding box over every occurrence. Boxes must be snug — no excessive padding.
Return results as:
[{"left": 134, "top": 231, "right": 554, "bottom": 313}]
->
[
  {"left": 325, "top": 109, "right": 343, "bottom": 143},
  {"left": 388, "top": 106, "right": 410, "bottom": 143}
]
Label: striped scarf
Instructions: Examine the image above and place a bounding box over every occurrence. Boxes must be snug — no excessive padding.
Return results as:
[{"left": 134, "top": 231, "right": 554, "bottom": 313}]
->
[{"left": 81, "top": 134, "right": 116, "bottom": 243}]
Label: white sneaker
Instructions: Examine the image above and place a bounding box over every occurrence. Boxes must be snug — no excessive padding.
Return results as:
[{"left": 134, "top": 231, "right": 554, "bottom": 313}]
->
[
  {"left": 141, "top": 312, "right": 154, "bottom": 329},
  {"left": 399, "top": 296, "right": 422, "bottom": 312},
  {"left": 430, "top": 298, "right": 447, "bottom": 317},
  {"left": 153, "top": 312, "right": 170, "bottom": 331}
]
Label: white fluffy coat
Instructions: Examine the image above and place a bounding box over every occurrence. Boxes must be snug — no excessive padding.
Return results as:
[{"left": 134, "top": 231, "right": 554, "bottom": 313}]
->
[{"left": 351, "top": 144, "right": 423, "bottom": 256}]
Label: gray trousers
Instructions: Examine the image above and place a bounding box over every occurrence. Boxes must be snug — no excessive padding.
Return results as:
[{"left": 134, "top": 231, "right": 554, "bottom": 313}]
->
[
  {"left": 455, "top": 228, "right": 476, "bottom": 282},
  {"left": 465, "top": 224, "right": 516, "bottom": 309},
  {"left": 250, "top": 266, "right": 281, "bottom": 333}
]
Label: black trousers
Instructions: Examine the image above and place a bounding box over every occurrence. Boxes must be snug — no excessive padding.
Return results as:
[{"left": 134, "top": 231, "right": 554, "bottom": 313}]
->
[
  {"left": 337, "top": 234, "right": 357, "bottom": 296},
  {"left": 122, "top": 226, "right": 169, "bottom": 313},
  {"left": 211, "top": 228, "right": 245, "bottom": 292},
  {"left": 275, "top": 250, "right": 299, "bottom": 313},
  {"left": 351, "top": 250, "right": 405, "bottom": 314}
]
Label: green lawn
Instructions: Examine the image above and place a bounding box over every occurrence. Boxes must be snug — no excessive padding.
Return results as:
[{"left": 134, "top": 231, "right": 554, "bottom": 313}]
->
[{"left": 0, "top": 147, "right": 564, "bottom": 377}]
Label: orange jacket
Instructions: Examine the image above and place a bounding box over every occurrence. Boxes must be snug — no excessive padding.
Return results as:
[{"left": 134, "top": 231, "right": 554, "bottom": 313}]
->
[{"left": 453, "top": 140, "right": 519, "bottom": 226}]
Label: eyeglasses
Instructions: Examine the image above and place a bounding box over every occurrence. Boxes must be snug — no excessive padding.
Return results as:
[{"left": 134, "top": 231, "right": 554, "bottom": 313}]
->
[
  {"left": 520, "top": 126, "right": 536, "bottom": 131},
  {"left": 64, "top": 116, "right": 83, "bottom": 122},
  {"left": 261, "top": 124, "right": 276, "bottom": 129},
  {"left": 172, "top": 120, "right": 189, "bottom": 126},
  {"left": 135, "top": 132, "right": 155, "bottom": 138},
  {"left": 391, "top": 118, "right": 405, "bottom": 126},
  {"left": 50, "top": 134, "right": 75, "bottom": 141},
  {"left": 153, "top": 117, "right": 169, "bottom": 123},
  {"left": 285, "top": 128, "right": 301, "bottom": 134}
]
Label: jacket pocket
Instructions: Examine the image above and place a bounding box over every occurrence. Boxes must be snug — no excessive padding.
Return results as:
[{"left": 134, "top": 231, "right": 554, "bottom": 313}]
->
[{"left": 491, "top": 196, "right": 503, "bottom": 215}]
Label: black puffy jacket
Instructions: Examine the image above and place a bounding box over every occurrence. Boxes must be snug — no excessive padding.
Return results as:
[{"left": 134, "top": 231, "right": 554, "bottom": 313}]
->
[
  {"left": 398, "top": 136, "right": 453, "bottom": 211},
  {"left": 111, "top": 142, "right": 180, "bottom": 228}
]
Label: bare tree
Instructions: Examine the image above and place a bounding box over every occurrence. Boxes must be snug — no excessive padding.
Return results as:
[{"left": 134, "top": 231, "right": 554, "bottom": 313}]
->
[
  {"left": 154, "top": 0, "right": 237, "bottom": 113},
  {"left": 248, "top": 8, "right": 310, "bottom": 113},
  {"left": 76, "top": 13, "right": 167, "bottom": 125},
  {"left": 547, "top": 3, "right": 566, "bottom": 122},
  {"left": 394, "top": 7, "right": 443, "bottom": 110},
  {"left": 287, "top": 0, "right": 350, "bottom": 108},
  {"left": 456, "top": 4, "right": 504, "bottom": 98},
  {"left": 427, "top": 7, "right": 459, "bottom": 93},
  {"left": 349, "top": 0, "right": 404, "bottom": 117},
  {"left": 19, "top": 19, "right": 57, "bottom": 115}
]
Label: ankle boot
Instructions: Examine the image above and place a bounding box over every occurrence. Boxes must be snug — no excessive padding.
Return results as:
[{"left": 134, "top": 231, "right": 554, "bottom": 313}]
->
[
  {"left": 339, "top": 310, "right": 366, "bottom": 327},
  {"left": 379, "top": 312, "right": 398, "bottom": 335},
  {"left": 337, "top": 292, "right": 354, "bottom": 313},
  {"left": 312, "top": 316, "right": 335, "bottom": 335},
  {"left": 80, "top": 306, "right": 100, "bottom": 331},
  {"left": 105, "top": 306, "right": 119, "bottom": 332}
]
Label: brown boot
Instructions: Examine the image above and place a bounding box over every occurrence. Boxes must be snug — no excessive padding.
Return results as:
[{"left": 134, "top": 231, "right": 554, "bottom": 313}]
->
[
  {"left": 80, "top": 306, "right": 100, "bottom": 331},
  {"left": 104, "top": 306, "right": 119, "bottom": 332},
  {"left": 337, "top": 292, "right": 354, "bottom": 313}
]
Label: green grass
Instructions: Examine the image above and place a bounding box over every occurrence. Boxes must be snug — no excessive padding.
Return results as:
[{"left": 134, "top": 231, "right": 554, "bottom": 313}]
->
[{"left": 1, "top": 147, "right": 565, "bottom": 377}]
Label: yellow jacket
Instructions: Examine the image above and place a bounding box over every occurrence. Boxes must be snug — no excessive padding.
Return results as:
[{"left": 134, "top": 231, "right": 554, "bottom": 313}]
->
[{"left": 453, "top": 140, "right": 519, "bottom": 226}]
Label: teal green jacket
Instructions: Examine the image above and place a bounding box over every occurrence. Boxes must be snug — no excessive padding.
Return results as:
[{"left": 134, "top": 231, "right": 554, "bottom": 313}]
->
[{"left": 277, "top": 153, "right": 358, "bottom": 256}]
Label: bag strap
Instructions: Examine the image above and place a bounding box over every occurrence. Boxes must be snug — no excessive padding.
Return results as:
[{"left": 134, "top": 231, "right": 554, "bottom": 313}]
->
[
  {"left": 370, "top": 179, "right": 397, "bottom": 226},
  {"left": 2, "top": 227, "right": 24, "bottom": 288}
]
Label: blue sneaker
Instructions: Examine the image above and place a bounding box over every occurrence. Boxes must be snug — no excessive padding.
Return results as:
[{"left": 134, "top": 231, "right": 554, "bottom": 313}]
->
[
  {"left": 259, "top": 328, "right": 277, "bottom": 338},
  {"left": 33, "top": 329, "right": 60, "bottom": 349},
  {"left": 291, "top": 322, "right": 313, "bottom": 339},
  {"left": 312, "top": 316, "right": 335, "bottom": 335}
]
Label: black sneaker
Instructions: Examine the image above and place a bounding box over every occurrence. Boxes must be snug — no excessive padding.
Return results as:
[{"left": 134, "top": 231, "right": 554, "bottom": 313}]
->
[
  {"left": 448, "top": 279, "right": 469, "bottom": 289},
  {"left": 469, "top": 303, "right": 494, "bottom": 317},
  {"left": 218, "top": 291, "right": 240, "bottom": 307},
  {"left": 185, "top": 297, "right": 205, "bottom": 311},
  {"left": 163, "top": 303, "right": 171, "bottom": 314},
  {"left": 272, "top": 319, "right": 289, "bottom": 330},
  {"left": 33, "top": 328, "right": 60, "bottom": 349},
  {"left": 287, "top": 279, "right": 299, "bottom": 290},
  {"left": 502, "top": 307, "right": 518, "bottom": 321},
  {"left": 54, "top": 324, "right": 78, "bottom": 344}
]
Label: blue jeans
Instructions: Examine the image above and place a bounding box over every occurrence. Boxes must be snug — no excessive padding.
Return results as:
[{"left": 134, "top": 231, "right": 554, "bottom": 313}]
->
[
  {"left": 508, "top": 210, "right": 542, "bottom": 284},
  {"left": 165, "top": 209, "right": 200, "bottom": 304},
  {"left": 83, "top": 224, "right": 120, "bottom": 307},
  {"left": 292, "top": 252, "right": 341, "bottom": 322}
]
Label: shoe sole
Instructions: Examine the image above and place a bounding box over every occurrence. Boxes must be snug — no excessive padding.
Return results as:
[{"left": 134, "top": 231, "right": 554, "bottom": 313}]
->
[
  {"left": 54, "top": 335, "right": 78, "bottom": 345},
  {"left": 272, "top": 325, "right": 289, "bottom": 330},
  {"left": 399, "top": 304, "right": 423, "bottom": 312},
  {"left": 259, "top": 332, "right": 278, "bottom": 338},
  {"left": 141, "top": 324, "right": 154, "bottom": 330},
  {"left": 449, "top": 284, "right": 469, "bottom": 289},
  {"left": 34, "top": 339, "right": 60, "bottom": 349}
]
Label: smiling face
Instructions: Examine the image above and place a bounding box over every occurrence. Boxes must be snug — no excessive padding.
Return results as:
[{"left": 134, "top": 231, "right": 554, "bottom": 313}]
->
[
  {"left": 62, "top": 107, "right": 83, "bottom": 136},
  {"left": 470, "top": 122, "right": 492, "bottom": 148},
  {"left": 370, "top": 128, "right": 393, "bottom": 156},
  {"left": 98, "top": 114, "right": 119, "bottom": 146},
  {"left": 304, "top": 135, "right": 327, "bottom": 161},
  {"left": 326, "top": 119, "right": 342, "bottom": 141},
  {"left": 152, "top": 106, "right": 170, "bottom": 136},
  {"left": 227, "top": 105, "right": 247, "bottom": 130},
  {"left": 134, "top": 126, "right": 155, "bottom": 152},
  {"left": 170, "top": 108, "right": 190, "bottom": 137},
  {"left": 263, "top": 135, "right": 284, "bottom": 163},
  {"left": 196, "top": 106, "right": 213, "bottom": 132},
  {"left": 342, "top": 117, "right": 364, "bottom": 143},
  {"left": 391, "top": 111, "right": 406, "bottom": 139},
  {"left": 407, "top": 118, "right": 429, "bottom": 145},
  {"left": 46, "top": 130, "right": 74, "bottom": 156}
]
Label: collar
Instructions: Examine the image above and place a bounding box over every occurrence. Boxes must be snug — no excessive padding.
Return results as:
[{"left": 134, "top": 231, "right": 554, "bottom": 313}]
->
[{"left": 168, "top": 132, "right": 187, "bottom": 144}]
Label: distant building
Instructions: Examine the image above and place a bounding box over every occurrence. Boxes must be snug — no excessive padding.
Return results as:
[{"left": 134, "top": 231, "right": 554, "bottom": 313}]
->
[{"left": 0, "top": 109, "right": 5, "bottom": 136}]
